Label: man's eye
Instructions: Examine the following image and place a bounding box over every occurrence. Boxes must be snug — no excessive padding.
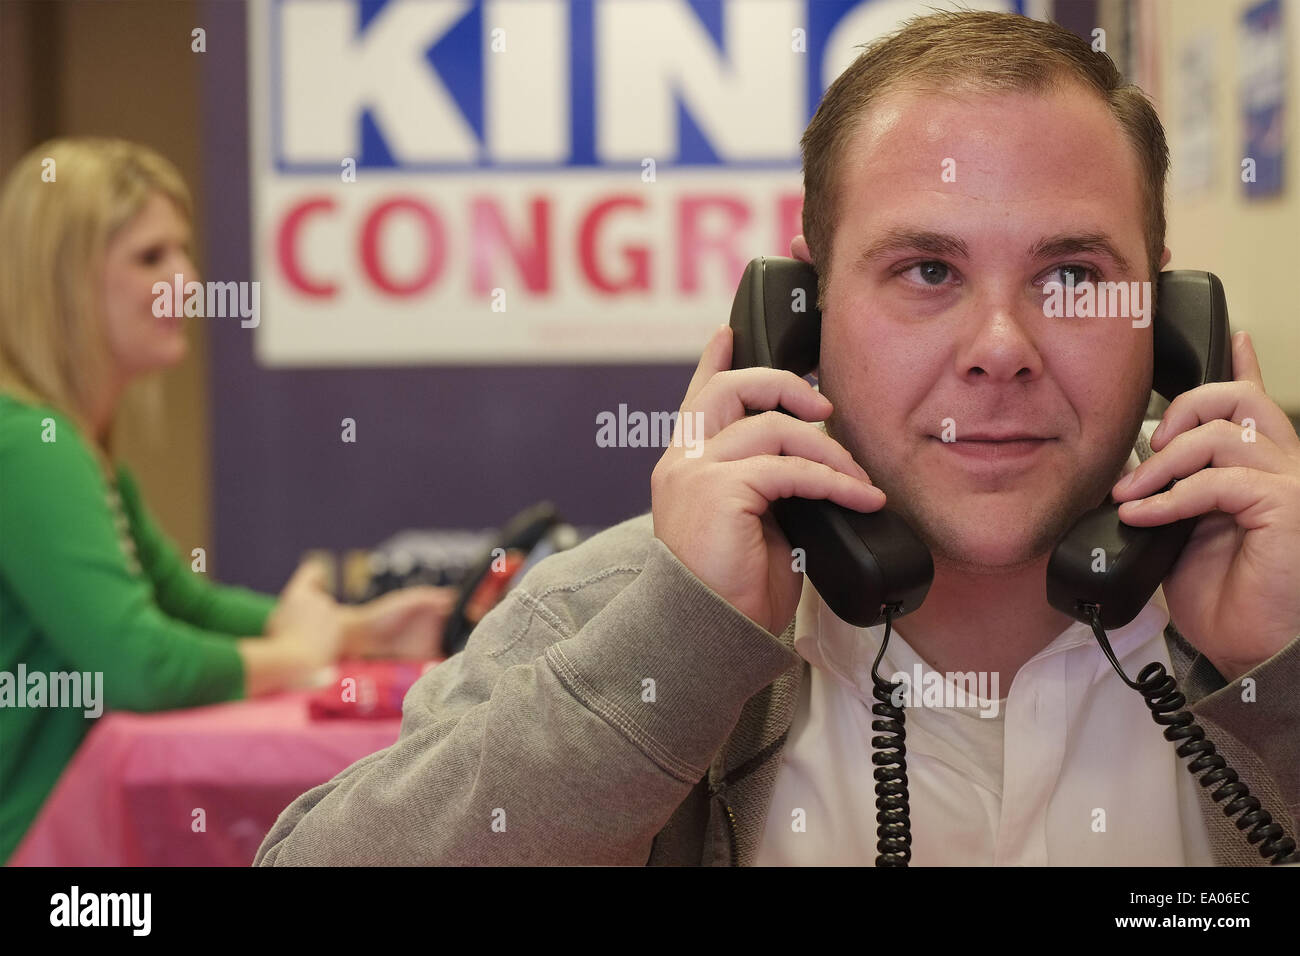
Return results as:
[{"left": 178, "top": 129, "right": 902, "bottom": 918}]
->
[
  {"left": 1048, "top": 264, "right": 1098, "bottom": 285},
  {"left": 901, "top": 261, "right": 950, "bottom": 286},
  {"left": 138, "top": 248, "right": 163, "bottom": 267}
]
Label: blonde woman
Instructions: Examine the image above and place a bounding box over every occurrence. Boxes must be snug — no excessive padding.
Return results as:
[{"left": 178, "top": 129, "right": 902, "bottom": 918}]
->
[{"left": 0, "top": 139, "right": 452, "bottom": 863}]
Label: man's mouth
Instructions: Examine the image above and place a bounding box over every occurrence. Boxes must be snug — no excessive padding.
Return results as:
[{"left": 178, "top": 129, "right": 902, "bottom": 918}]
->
[
  {"left": 945, "top": 431, "right": 1051, "bottom": 441},
  {"left": 929, "top": 433, "right": 1056, "bottom": 464}
]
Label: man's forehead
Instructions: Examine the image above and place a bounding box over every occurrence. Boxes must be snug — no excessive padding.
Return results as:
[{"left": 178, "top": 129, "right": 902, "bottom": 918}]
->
[
  {"left": 833, "top": 82, "right": 1147, "bottom": 242},
  {"left": 844, "top": 81, "right": 1134, "bottom": 171}
]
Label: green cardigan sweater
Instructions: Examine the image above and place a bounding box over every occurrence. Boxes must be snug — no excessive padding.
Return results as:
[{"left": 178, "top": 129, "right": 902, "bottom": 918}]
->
[{"left": 0, "top": 393, "right": 277, "bottom": 863}]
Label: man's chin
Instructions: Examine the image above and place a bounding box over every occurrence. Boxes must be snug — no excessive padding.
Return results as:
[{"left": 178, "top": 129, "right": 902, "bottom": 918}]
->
[
  {"left": 893, "top": 494, "right": 1089, "bottom": 573},
  {"left": 927, "top": 531, "right": 1055, "bottom": 572}
]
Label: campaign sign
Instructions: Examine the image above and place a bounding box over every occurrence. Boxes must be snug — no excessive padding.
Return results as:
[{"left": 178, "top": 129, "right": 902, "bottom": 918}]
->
[{"left": 249, "top": 0, "right": 1012, "bottom": 365}]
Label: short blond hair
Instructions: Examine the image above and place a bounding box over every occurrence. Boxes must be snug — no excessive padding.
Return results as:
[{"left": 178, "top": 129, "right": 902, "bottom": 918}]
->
[{"left": 0, "top": 138, "right": 192, "bottom": 430}]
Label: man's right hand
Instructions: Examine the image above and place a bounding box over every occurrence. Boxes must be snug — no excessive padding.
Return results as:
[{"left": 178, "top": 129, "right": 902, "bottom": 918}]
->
[{"left": 650, "top": 324, "right": 885, "bottom": 636}]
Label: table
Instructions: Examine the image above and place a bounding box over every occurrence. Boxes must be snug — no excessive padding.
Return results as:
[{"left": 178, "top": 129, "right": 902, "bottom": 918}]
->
[{"left": 9, "top": 681, "right": 406, "bottom": 867}]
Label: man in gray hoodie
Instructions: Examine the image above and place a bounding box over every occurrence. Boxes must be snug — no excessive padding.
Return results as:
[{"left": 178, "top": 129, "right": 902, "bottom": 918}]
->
[{"left": 256, "top": 10, "right": 1300, "bottom": 867}]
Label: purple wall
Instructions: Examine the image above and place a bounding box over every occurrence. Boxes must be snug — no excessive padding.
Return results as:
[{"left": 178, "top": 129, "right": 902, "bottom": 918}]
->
[{"left": 200, "top": 1, "right": 687, "bottom": 591}]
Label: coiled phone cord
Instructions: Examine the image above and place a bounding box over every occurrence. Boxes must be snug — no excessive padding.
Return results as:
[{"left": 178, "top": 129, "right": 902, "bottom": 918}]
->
[
  {"left": 867, "top": 603, "right": 1300, "bottom": 866},
  {"left": 1083, "top": 603, "right": 1300, "bottom": 866},
  {"left": 869, "top": 605, "right": 912, "bottom": 866}
]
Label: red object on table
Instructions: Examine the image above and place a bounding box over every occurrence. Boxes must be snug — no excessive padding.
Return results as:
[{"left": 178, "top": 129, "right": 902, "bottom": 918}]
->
[
  {"left": 308, "top": 659, "right": 437, "bottom": 720},
  {"left": 8, "top": 661, "right": 436, "bottom": 867}
]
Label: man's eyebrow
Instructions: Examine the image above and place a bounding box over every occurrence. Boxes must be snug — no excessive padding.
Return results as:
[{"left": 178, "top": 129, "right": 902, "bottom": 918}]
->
[
  {"left": 858, "top": 230, "right": 970, "bottom": 264},
  {"left": 1029, "top": 234, "right": 1133, "bottom": 273}
]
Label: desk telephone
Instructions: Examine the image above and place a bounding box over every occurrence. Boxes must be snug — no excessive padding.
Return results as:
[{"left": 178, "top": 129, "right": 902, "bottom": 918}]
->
[{"left": 729, "top": 256, "right": 1297, "bottom": 865}]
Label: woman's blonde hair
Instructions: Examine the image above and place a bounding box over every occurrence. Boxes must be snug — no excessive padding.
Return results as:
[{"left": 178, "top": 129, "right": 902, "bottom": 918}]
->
[{"left": 0, "top": 137, "right": 193, "bottom": 435}]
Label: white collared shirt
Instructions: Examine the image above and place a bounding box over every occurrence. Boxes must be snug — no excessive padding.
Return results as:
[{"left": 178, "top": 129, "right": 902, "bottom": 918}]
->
[{"left": 754, "top": 573, "right": 1217, "bottom": 866}]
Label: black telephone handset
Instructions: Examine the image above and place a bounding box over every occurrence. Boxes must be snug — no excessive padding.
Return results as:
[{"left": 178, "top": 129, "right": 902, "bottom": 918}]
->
[
  {"left": 728, "top": 256, "right": 1232, "bottom": 630},
  {"left": 1047, "top": 270, "right": 1233, "bottom": 628},
  {"left": 730, "top": 257, "right": 1297, "bottom": 865},
  {"left": 441, "top": 502, "right": 565, "bottom": 657},
  {"left": 728, "top": 257, "right": 934, "bottom": 628}
]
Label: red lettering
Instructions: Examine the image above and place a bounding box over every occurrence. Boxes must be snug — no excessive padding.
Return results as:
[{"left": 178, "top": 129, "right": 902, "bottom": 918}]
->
[
  {"left": 677, "top": 196, "right": 750, "bottom": 293},
  {"left": 578, "top": 196, "right": 650, "bottom": 294},
  {"left": 273, "top": 190, "right": 795, "bottom": 306},
  {"left": 277, "top": 197, "right": 338, "bottom": 298},
  {"left": 360, "top": 198, "right": 446, "bottom": 296},
  {"left": 470, "top": 198, "right": 550, "bottom": 294}
]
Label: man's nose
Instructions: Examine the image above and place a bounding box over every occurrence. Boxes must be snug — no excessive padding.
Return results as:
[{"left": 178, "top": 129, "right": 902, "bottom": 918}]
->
[{"left": 953, "top": 294, "right": 1044, "bottom": 384}]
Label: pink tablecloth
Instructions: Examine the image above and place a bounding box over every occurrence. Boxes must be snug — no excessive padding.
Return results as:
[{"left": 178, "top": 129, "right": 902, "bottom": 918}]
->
[{"left": 9, "top": 685, "right": 403, "bottom": 866}]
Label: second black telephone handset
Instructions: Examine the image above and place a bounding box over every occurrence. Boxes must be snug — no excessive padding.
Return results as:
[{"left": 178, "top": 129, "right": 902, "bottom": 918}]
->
[{"left": 730, "top": 257, "right": 1298, "bottom": 866}]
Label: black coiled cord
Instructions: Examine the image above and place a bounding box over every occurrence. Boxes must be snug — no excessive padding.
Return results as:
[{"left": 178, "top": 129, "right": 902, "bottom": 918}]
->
[
  {"left": 1084, "top": 604, "right": 1300, "bottom": 865},
  {"left": 869, "top": 606, "right": 911, "bottom": 866}
]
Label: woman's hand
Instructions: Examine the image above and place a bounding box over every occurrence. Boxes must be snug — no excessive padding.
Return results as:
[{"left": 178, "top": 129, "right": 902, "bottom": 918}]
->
[
  {"left": 240, "top": 560, "right": 349, "bottom": 695},
  {"left": 264, "top": 559, "right": 348, "bottom": 669},
  {"left": 340, "top": 586, "right": 458, "bottom": 660}
]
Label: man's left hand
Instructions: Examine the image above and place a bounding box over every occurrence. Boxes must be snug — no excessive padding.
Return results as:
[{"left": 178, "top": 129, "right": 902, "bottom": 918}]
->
[{"left": 1110, "top": 331, "right": 1300, "bottom": 682}]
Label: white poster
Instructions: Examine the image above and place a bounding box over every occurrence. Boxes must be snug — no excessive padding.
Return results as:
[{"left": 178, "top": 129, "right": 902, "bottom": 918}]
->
[{"left": 249, "top": 0, "right": 1013, "bottom": 365}]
